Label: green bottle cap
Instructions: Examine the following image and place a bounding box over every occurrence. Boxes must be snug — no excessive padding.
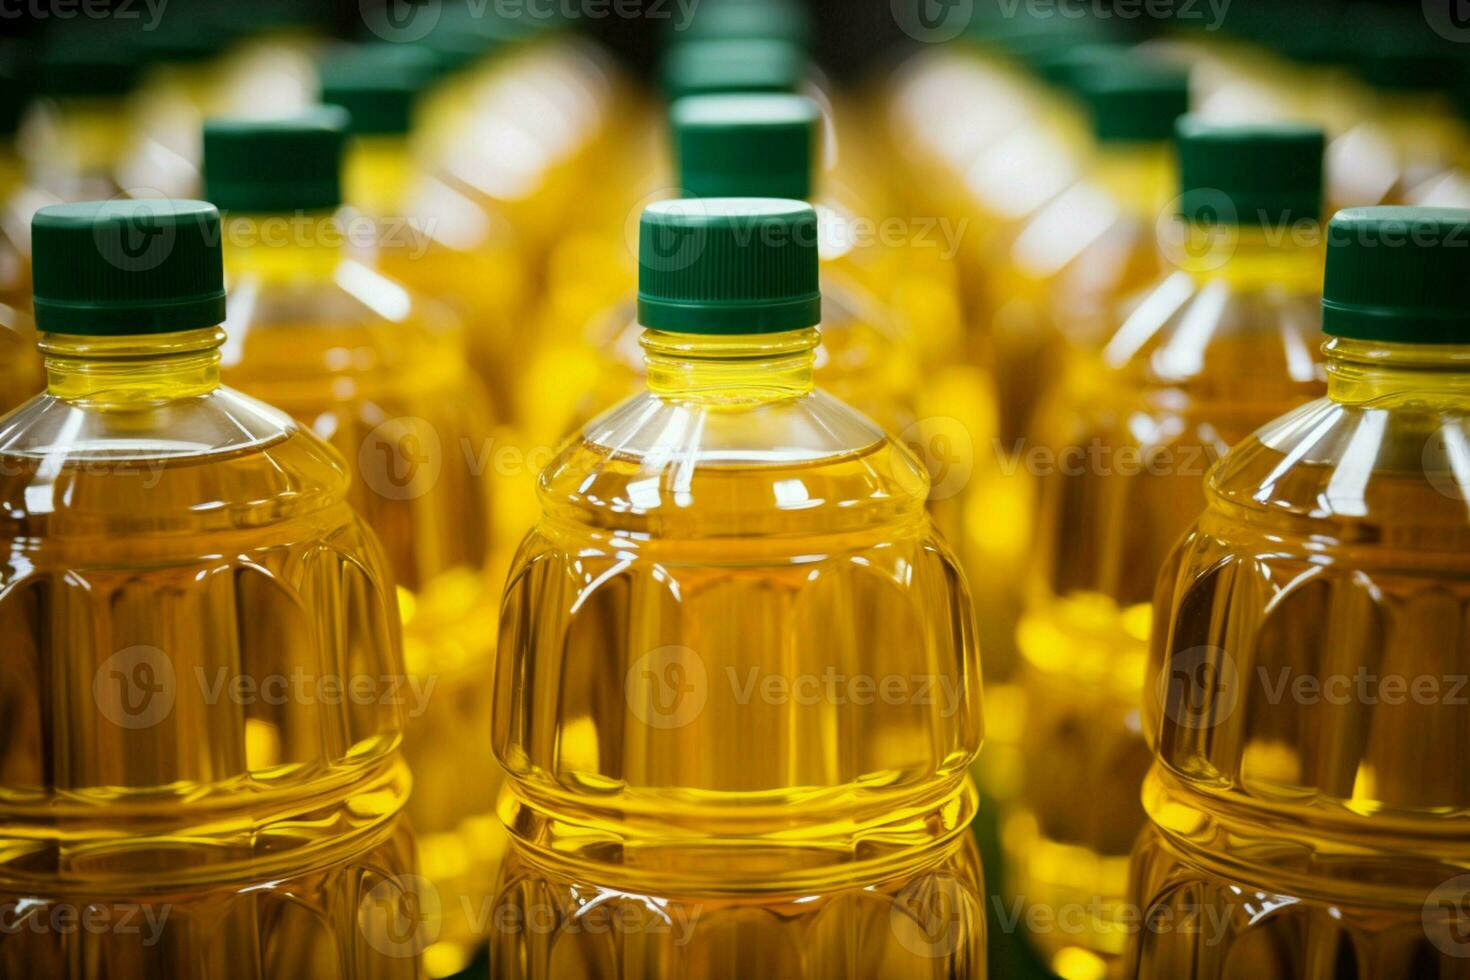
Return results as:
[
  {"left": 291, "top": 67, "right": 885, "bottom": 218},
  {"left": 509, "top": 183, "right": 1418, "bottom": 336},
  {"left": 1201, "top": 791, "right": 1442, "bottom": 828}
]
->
[
  {"left": 638, "top": 198, "right": 820, "bottom": 334},
  {"left": 1073, "top": 61, "right": 1191, "bottom": 143},
  {"left": 319, "top": 44, "right": 438, "bottom": 137},
  {"left": 408, "top": 9, "right": 519, "bottom": 77},
  {"left": 37, "top": 39, "right": 142, "bottom": 99},
  {"left": 203, "top": 108, "right": 348, "bottom": 213},
  {"left": 1323, "top": 208, "right": 1470, "bottom": 345},
  {"left": 676, "top": 0, "right": 815, "bottom": 48},
  {"left": 672, "top": 94, "right": 818, "bottom": 200},
  {"left": 1350, "top": 8, "right": 1460, "bottom": 93},
  {"left": 31, "top": 199, "right": 226, "bottom": 336},
  {"left": 661, "top": 39, "right": 808, "bottom": 100},
  {"left": 0, "top": 49, "right": 31, "bottom": 138},
  {"left": 1175, "top": 117, "right": 1325, "bottom": 226},
  {"left": 1032, "top": 43, "right": 1129, "bottom": 92},
  {"left": 127, "top": 11, "right": 232, "bottom": 65}
]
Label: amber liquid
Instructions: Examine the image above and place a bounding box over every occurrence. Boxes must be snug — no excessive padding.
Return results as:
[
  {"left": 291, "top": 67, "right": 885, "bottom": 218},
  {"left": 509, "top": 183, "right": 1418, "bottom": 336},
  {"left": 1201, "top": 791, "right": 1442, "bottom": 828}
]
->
[
  {"left": 0, "top": 381, "right": 417, "bottom": 978},
  {"left": 1010, "top": 255, "right": 1325, "bottom": 978},
  {"left": 220, "top": 271, "right": 506, "bottom": 979},
  {"left": 1130, "top": 366, "right": 1470, "bottom": 977},
  {"left": 492, "top": 331, "right": 988, "bottom": 978}
]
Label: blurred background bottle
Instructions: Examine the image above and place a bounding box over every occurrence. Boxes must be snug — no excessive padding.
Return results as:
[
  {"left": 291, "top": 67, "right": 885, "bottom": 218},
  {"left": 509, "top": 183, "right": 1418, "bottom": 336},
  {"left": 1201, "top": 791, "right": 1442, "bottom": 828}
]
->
[
  {"left": 203, "top": 111, "right": 504, "bottom": 979},
  {"left": 1013, "top": 120, "right": 1328, "bottom": 980}
]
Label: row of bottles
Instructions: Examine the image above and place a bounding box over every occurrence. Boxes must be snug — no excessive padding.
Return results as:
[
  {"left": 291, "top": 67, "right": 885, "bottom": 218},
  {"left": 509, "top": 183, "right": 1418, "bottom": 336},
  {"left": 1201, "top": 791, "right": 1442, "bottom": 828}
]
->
[
  {"left": 883, "top": 3, "right": 1470, "bottom": 978},
  {"left": 5, "top": 0, "right": 1470, "bottom": 976}
]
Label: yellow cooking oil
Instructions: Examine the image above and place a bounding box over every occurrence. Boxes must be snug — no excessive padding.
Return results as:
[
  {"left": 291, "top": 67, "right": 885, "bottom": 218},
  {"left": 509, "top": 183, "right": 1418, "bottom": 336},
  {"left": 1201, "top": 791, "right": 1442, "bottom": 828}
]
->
[
  {"left": 0, "top": 199, "right": 416, "bottom": 979},
  {"left": 1012, "top": 121, "right": 1328, "bottom": 980},
  {"left": 986, "top": 58, "right": 1188, "bottom": 445},
  {"left": 25, "top": 37, "right": 142, "bottom": 201},
  {"left": 542, "top": 94, "right": 930, "bottom": 463},
  {"left": 492, "top": 199, "right": 986, "bottom": 978},
  {"left": 202, "top": 112, "right": 503, "bottom": 978},
  {"left": 0, "top": 66, "right": 40, "bottom": 412},
  {"left": 1130, "top": 207, "right": 1470, "bottom": 977},
  {"left": 320, "top": 42, "right": 530, "bottom": 423},
  {"left": 1323, "top": 8, "right": 1466, "bottom": 210}
]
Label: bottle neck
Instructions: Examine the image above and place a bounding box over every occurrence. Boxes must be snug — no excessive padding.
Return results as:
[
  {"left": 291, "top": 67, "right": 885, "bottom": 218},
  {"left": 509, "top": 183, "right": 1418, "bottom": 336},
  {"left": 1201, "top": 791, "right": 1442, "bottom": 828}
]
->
[
  {"left": 1091, "top": 141, "right": 1174, "bottom": 217},
  {"left": 1170, "top": 223, "right": 1324, "bottom": 292},
  {"left": 1325, "top": 337, "right": 1470, "bottom": 408},
  {"left": 344, "top": 135, "right": 415, "bottom": 216},
  {"left": 222, "top": 213, "right": 344, "bottom": 284},
  {"left": 642, "top": 328, "right": 818, "bottom": 405},
  {"left": 42, "top": 326, "right": 225, "bottom": 406}
]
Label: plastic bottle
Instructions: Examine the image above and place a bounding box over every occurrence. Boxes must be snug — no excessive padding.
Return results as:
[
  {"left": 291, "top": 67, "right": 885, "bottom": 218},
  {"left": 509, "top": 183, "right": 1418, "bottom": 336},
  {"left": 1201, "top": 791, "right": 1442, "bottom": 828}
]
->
[
  {"left": 0, "top": 54, "right": 40, "bottom": 411},
  {"left": 1013, "top": 121, "right": 1329, "bottom": 980},
  {"left": 987, "top": 59, "right": 1190, "bottom": 444},
  {"left": 0, "top": 198, "right": 415, "bottom": 978},
  {"left": 1131, "top": 206, "right": 1470, "bottom": 976},
  {"left": 24, "top": 38, "right": 143, "bottom": 200},
  {"left": 202, "top": 111, "right": 503, "bottom": 979},
  {"left": 318, "top": 42, "right": 530, "bottom": 423},
  {"left": 531, "top": 94, "right": 925, "bottom": 445},
  {"left": 492, "top": 198, "right": 986, "bottom": 978}
]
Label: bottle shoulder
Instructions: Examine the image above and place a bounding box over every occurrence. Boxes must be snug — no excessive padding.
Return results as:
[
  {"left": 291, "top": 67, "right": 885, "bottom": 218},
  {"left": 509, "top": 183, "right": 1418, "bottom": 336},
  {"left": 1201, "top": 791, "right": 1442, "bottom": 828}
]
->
[
  {"left": 1113, "top": 270, "right": 1322, "bottom": 378},
  {"left": 536, "top": 390, "right": 931, "bottom": 544},
  {"left": 0, "top": 389, "right": 355, "bottom": 538},
  {"left": 221, "top": 262, "right": 465, "bottom": 378},
  {"left": 1204, "top": 397, "right": 1470, "bottom": 554}
]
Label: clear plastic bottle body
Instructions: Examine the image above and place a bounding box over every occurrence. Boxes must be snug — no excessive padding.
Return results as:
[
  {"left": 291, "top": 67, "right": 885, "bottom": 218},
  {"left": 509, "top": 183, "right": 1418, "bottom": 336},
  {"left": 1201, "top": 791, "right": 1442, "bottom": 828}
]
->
[
  {"left": 216, "top": 232, "right": 503, "bottom": 978},
  {"left": 0, "top": 327, "right": 417, "bottom": 979},
  {"left": 344, "top": 136, "right": 532, "bottom": 426},
  {"left": 1130, "top": 336, "right": 1470, "bottom": 977},
  {"left": 1012, "top": 233, "right": 1326, "bottom": 977},
  {"left": 491, "top": 328, "right": 987, "bottom": 978}
]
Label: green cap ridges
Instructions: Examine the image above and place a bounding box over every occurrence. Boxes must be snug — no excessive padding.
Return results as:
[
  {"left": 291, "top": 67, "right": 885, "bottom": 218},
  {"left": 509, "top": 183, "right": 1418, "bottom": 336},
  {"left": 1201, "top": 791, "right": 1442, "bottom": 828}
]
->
[
  {"left": 662, "top": 39, "right": 808, "bottom": 99},
  {"left": 1073, "top": 60, "right": 1190, "bottom": 143},
  {"left": 1322, "top": 208, "right": 1470, "bottom": 345},
  {"left": 673, "top": 94, "right": 818, "bottom": 200},
  {"left": 31, "top": 199, "right": 226, "bottom": 336},
  {"left": 638, "top": 198, "right": 820, "bottom": 334},
  {"left": 677, "top": 0, "right": 814, "bottom": 48},
  {"left": 319, "top": 44, "right": 438, "bottom": 136},
  {"left": 203, "top": 108, "right": 348, "bottom": 213},
  {"left": 1175, "top": 117, "right": 1325, "bottom": 226},
  {"left": 37, "top": 37, "right": 141, "bottom": 98}
]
